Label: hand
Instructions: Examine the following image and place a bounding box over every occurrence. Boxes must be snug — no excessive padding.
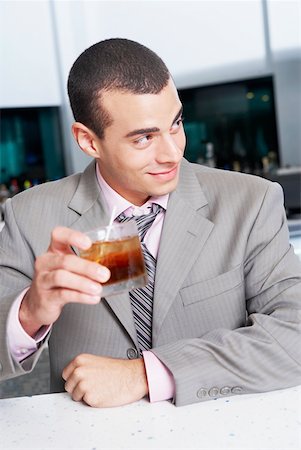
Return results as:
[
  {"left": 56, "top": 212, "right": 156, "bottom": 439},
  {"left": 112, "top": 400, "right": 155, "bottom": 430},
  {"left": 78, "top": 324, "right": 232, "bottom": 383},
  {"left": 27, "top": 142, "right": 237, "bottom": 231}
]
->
[
  {"left": 62, "top": 354, "right": 149, "bottom": 408},
  {"left": 19, "top": 226, "right": 110, "bottom": 337}
]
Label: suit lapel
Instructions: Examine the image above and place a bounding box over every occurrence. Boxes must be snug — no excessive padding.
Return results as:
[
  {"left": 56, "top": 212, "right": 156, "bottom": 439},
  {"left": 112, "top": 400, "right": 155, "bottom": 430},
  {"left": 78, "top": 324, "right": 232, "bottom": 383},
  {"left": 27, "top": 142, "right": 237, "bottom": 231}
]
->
[
  {"left": 68, "top": 161, "right": 109, "bottom": 232},
  {"left": 66, "top": 159, "right": 214, "bottom": 348},
  {"left": 152, "top": 160, "right": 214, "bottom": 342},
  {"left": 67, "top": 161, "right": 139, "bottom": 348}
]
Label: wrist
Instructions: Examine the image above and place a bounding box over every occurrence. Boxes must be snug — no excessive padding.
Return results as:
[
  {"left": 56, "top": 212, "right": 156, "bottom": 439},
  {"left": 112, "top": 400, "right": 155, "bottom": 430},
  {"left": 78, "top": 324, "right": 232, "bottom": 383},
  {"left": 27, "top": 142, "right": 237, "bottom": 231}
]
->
[
  {"left": 131, "top": 357, "right": 149, "bottom": 399},
  {"left": 19, "top": 292, "right": 44, "bottom": 338}
]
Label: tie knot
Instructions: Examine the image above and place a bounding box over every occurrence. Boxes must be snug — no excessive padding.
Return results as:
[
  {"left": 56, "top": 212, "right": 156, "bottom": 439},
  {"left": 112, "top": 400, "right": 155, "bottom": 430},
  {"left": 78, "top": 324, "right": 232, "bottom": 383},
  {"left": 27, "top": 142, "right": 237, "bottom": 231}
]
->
[{"left": 117, "top": 203, "right": 163, "bottom": 241}]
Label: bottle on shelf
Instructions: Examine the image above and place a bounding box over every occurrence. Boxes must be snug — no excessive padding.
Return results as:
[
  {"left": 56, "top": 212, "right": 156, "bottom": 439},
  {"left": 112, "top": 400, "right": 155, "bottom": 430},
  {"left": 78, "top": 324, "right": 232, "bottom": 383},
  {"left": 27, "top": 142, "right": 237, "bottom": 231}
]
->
[
  {"left": 204, "top": 142, "right": 216, "bottom": 168},
  {"left": 0, "top": 184, "right": 10, "bottom": 204},
  {"left": 9, "top": 178, "right": 20, "bottom": 196}
]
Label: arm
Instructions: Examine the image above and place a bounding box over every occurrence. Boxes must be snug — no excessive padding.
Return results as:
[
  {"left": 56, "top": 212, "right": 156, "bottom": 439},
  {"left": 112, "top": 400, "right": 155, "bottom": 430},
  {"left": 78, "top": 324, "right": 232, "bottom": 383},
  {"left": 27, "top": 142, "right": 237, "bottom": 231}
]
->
[
  {"left": 0, "top": 198, "right": 110, "bottom": 380},
  {"left": 62, "top": 350, "right": 175, "bottom": 406},
  {"left": 7, "top": 290, "right": 51, "bottom": 363},
  {"left": 18, "top": 226, "right": 109, "bottom": 337},
  {"left": 152, "top": 182, "right": 301, "bottom": 406},
  {"left": 0, "top": 199, "right": 149, "bottom": 407}
]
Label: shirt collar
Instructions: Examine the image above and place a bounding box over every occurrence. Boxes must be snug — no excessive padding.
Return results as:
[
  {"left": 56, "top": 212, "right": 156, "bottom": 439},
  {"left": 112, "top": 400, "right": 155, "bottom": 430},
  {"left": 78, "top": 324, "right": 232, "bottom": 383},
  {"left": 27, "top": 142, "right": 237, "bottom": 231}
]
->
[{"left": 96, "top": 164, "right": 169, "bottom": 218}]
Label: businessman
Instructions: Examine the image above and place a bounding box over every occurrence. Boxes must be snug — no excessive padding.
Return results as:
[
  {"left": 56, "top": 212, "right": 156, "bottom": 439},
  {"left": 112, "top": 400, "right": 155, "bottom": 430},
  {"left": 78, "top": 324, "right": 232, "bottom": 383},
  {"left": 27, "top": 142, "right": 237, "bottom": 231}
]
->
[{"left": 0, "top": 38, "right": 300, "bottom": 408}]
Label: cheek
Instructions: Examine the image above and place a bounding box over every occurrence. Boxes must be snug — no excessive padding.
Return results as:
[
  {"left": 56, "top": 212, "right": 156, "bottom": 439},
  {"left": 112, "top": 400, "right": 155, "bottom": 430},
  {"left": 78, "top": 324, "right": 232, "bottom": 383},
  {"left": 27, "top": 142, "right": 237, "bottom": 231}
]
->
[
  {"left": 174, "top": 130, "right": 186, "bottom": 153},
  {"left": 125, "top": 146, "right": 154, "bottom": 169},
  {"left": 180, "top": 130, "right": 186, "bottom": 149},
  {"left": 115, "top": 149, "right": 149, "bottom": 174}
]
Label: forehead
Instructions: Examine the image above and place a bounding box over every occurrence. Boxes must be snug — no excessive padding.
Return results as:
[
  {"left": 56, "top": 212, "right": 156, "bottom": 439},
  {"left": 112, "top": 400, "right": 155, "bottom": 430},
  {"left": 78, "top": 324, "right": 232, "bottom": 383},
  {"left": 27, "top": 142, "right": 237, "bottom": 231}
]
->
[{"left": 100, "top": 79, "right": 182, "bottom": 131}]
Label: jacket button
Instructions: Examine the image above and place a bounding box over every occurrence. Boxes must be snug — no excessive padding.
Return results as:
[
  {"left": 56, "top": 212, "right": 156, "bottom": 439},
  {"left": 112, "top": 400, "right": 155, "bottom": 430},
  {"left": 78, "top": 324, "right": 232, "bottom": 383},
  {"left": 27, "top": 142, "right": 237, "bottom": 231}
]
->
[
  {"left": 209, "top": 387, "right": 219, "bottom": 397},
  {"left": 220, "top": 386, "right": 231, "bottom": 396},
  {"left": 197, "top": 388, "right": 207, "bottom": 398},
  {"left": 232, "top": 386, "right": 243, "bottom": 394},
  {"left": 127, "top": 348, "right": 138, "bottom": 359}
]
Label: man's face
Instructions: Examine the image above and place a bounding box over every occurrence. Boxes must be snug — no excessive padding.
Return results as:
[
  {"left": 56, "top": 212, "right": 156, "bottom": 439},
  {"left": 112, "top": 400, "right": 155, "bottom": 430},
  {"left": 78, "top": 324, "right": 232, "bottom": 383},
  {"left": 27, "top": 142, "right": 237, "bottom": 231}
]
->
[{"left": 93, "top": 79, "right": 186, "bottom": 206}]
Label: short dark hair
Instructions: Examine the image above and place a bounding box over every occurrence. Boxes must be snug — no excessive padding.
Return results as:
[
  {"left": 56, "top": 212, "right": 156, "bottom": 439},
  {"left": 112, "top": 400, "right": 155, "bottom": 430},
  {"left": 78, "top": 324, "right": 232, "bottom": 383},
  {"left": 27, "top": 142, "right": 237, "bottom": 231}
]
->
[{"left": 67, "top": 38, "right": 170, "bottom": 138}]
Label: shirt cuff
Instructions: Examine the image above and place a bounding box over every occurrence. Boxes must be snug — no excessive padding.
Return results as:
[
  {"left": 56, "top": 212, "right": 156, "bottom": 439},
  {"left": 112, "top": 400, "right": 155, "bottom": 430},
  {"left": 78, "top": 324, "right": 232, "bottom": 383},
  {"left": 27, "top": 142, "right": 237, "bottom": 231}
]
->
[
  {"left": 7, "top": 288, "right": 51, "bottom": 363},
  {"left": 142, "top": 350, "right": 175, "bottom": 402}
]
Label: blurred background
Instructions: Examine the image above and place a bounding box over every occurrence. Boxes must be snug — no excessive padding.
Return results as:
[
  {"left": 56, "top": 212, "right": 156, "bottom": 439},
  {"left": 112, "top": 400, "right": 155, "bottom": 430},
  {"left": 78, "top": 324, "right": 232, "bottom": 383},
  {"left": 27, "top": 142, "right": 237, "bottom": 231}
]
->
[
  {"left": 0, "top": 0, "right": 300, "bottom": 215},
  {"left": 0, "top": 0, "right": 300, "bottom": 397}
]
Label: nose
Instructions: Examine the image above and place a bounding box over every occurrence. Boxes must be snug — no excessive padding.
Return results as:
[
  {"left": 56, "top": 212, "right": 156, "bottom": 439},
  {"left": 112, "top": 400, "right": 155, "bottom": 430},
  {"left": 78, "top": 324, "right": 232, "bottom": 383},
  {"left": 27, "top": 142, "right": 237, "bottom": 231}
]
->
[{"left": 155, "top": 133, "right": 185, "bottom": 164}]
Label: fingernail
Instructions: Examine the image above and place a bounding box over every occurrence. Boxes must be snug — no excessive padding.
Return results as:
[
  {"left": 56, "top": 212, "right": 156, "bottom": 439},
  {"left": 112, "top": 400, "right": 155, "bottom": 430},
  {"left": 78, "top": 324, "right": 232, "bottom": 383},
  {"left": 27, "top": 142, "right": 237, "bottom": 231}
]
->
[
  {"left": 97, "top": 267, "right": 110, "bottom": 281},
  {"left": 77, "top": 235, "right": 91, "bottom": 249},
  {"left": 82, "top": 236, "right": 92, "bottom": 248}
]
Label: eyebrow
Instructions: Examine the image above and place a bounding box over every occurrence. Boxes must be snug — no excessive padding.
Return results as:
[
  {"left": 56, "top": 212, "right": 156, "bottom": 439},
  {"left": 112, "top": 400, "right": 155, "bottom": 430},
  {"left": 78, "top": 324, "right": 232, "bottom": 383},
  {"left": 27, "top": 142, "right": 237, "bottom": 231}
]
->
[{"left": 125, "top": 105, "right": 183, "bottom": 138}]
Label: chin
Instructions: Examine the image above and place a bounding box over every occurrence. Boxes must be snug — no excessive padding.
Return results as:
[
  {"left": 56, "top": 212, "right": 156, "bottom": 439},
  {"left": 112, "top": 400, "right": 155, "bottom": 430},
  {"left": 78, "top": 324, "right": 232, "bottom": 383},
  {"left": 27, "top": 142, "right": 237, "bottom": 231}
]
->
[{"left": 152, "top": 180, "right": 179, "bottom": 197}]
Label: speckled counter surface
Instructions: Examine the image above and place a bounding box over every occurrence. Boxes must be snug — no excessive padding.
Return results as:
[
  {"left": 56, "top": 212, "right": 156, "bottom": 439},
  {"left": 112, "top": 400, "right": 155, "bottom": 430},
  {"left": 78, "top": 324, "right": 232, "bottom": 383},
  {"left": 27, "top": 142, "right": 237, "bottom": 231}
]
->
[{"left": 0, "top": 386, "right": 300, "bottom": 450}]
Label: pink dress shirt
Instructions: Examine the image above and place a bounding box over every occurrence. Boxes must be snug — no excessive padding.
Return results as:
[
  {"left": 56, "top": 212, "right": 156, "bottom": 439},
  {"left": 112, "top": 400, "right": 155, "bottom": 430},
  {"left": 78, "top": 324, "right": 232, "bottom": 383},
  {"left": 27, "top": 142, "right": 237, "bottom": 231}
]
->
[{"left": 7, "top": 164, "right": 175, "bottom": 402}]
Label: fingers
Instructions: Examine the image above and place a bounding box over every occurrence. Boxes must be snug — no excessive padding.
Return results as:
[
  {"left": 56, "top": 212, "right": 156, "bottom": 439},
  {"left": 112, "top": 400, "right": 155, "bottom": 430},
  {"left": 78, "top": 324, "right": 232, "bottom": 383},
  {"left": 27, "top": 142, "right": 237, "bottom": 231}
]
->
[
  {"left": 34, "top": 252, "right": 110, "bottom": 305},
  {"left": 50, "top": 288, "right": 101, "bottom": 305},
  {"left": 48, "top": 270, "right": 103, "bottom": 295},
  {"left": 63, "top": 355, "right": 89, "bottom": 403},
  {"left": 63, "top": 366, "right": 79, "bottom": 396},
  {"left": 48, "top": 226, "right": 92, "bottom": 254},
  {"left": 62, "top": 353, "right": 92, "bottom": 381},
  {"left": 21, "top": 227, "right": 111, "bottom": 334},
  {"left": 65, "top": 378, "right": 85, "bottom": 403},
  {"left": 62, "top": 361, "right": 74, "bottom": 383},
  {"left": 36, "top": 252, "right": 110, "bottom": 285}
]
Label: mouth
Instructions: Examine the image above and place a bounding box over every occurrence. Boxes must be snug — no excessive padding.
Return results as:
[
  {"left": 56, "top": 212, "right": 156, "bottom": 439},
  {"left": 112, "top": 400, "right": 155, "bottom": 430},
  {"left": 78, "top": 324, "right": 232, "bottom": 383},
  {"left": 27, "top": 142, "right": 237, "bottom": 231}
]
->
[{"left": 148, "top": 165, "right": 179, "bottom": 181}]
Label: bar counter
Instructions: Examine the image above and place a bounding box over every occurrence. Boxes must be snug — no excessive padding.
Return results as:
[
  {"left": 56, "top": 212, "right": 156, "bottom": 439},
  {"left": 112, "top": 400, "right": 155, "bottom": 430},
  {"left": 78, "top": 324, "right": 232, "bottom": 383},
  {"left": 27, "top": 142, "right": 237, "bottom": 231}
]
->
[{"left": 0, "top": 385, "right": 300, "bottom": 449}]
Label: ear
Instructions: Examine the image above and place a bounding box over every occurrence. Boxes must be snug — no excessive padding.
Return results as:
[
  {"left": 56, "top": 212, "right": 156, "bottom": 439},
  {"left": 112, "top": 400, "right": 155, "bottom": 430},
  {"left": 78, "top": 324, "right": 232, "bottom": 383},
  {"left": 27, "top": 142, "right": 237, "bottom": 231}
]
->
[{"left": 71, "top": 122, "right": 100, "bottom": 158}]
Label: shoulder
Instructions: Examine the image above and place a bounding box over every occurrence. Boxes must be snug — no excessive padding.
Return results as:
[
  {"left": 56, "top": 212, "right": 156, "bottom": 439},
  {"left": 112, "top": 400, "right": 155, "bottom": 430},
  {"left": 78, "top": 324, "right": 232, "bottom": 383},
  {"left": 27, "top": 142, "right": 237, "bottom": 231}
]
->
[
  {"left": 181, "top": 160, "right": 284, "bottom": 217},
  {"left": 5, "top": 172, "right": 84, "bottom": 235},
  {"left": 10, "top": 172, "right": 82, "bottom": 207},
  {"left": 187, "top": 161, "right": 282, "bottom": 198}
]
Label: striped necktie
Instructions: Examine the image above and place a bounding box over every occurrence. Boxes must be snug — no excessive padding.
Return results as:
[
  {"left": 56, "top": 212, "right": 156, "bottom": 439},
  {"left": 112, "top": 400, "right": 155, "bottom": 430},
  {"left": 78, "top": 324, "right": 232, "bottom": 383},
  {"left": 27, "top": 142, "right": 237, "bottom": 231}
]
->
[{"left": 117, "top": 203, "right": 163, "bottom": 354}]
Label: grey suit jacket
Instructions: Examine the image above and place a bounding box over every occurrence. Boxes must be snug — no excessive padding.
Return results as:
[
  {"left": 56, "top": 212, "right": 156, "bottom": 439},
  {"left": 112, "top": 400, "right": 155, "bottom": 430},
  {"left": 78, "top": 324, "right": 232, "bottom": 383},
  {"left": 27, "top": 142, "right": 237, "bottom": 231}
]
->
[{"left": 0, "top": 159, "right": 300, "bottom": 406}]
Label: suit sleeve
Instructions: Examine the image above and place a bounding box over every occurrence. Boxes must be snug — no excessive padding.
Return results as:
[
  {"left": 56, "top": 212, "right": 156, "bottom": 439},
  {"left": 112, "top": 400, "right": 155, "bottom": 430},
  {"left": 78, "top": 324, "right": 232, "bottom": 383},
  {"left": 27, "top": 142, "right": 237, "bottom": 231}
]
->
[
  {"left": 152, "top": 182, "right": 301, "bottom": 406},
  {"left": 0, "top": 199, "right": 48, "bottom": 380}
]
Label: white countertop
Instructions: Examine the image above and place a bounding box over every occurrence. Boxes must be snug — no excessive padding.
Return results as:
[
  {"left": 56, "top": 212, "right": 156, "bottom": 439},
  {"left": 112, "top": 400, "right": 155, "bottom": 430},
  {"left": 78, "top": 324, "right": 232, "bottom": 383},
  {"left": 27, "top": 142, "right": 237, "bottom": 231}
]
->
[{"left": 0, "top": 386, "right": 300, "bottom": 450}]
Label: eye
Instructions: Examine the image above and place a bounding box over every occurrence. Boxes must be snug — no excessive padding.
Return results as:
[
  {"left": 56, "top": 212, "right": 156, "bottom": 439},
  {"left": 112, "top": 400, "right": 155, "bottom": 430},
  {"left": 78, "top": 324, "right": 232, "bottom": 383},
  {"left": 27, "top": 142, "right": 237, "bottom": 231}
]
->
[
  {"left": 170, "top": 117, "right": 184, "bottom": 132},
  {"left": 133, "top": 135, "right": 152, "bottom": 147}
]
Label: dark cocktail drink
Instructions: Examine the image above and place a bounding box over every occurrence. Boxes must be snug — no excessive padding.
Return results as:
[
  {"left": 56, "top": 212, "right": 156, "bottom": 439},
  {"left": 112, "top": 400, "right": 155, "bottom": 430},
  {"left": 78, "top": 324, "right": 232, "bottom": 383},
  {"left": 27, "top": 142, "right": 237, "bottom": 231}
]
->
[{"left": 79, "top": 222, "right": 147, "bottom": 296}]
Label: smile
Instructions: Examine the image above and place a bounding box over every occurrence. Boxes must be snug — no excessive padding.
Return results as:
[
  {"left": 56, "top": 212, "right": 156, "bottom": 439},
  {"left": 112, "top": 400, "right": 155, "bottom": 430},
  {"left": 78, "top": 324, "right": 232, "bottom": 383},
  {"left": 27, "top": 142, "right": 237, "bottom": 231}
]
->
[{"left": 148, "top": 165, "right": 178, "bottom": 181}]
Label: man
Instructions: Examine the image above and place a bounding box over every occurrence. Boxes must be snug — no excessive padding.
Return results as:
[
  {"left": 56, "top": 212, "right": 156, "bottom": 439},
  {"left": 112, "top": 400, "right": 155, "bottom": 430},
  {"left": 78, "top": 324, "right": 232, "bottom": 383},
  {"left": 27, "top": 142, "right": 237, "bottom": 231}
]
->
[{"left": 0, "top": 38, "right": 300, "bottom": 408}]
